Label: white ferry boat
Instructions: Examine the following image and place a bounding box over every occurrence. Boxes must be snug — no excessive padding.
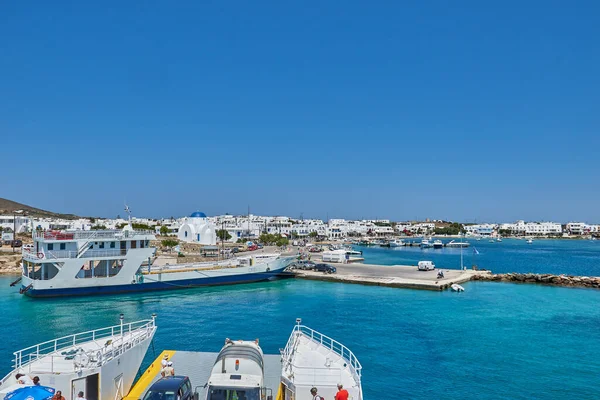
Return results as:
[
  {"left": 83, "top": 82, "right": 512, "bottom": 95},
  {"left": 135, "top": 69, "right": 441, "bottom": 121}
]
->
[
  {"left": 19, "top": 228, "right": 293, "bottom": 297},
  {"left": 0, "top": 316, "right": 156, "bottom": 400}
]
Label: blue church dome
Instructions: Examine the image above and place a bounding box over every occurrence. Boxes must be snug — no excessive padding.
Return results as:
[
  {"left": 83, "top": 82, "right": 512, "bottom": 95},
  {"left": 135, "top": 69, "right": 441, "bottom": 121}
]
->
[{"left": 190, "top": 211, "right": 207, "bottom": 218}]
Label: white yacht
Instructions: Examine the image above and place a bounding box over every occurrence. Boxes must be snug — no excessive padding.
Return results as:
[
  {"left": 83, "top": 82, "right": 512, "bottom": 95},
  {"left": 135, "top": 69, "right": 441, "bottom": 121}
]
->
[
  {"left": 433, "top": 240, "right": 444, "bottom": 249},
  {"left": 526, "top": 238, "right": 533, "bottom": 244},
  {"left": 420, "top": 239, "right": 433, "bottom": 248},
  {"left": 279, "top": 320, "right": 362, "bottom": 400},
  {"left": 445, "top": 240, "right": 470, "bottom": 248},
  {"left": 0, "top": 316, "right": 156, "bottom": 400},
  {"left": 496, "top": 237, "right": 502, "bottom": 242},
  {"left": 389, "top": 239, "right": 405, "bottom": 247},
  {"left": 19, "top": 227, "right": 293, "bottom": 297}
]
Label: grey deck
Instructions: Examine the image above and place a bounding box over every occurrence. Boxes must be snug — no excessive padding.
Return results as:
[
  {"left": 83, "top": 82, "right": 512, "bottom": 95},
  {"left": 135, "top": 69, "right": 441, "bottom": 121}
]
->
[{"left": 141, "top": 351, "right": 282, "bottom": 399}]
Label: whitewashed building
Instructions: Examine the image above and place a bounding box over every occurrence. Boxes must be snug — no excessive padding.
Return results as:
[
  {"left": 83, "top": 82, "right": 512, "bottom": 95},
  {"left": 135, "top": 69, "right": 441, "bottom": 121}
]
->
[{"left": 177, "top": 212, "right": 217, "bottom": 245}]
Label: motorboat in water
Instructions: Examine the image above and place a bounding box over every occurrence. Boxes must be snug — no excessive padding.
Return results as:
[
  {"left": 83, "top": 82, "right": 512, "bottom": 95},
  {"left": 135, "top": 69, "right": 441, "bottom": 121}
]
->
[
  {"left": 526, "top": 238, "right": 533, "bottom": 244},
  {"left": 433, "top": 240, "right": 444, "bottom": 249},
  {"left": 420, "top": 239, "right": 433, "bottom": 248},
  {"left": 451, "top": 284, "right": 465, "bottom": 292},
  {"left": 389, "top": 239, "right": 405, "bottom": 247},
  {"left": 445, "top": 240, "right": 470, "bottom": 248},
  {"left": 496, "top": 237, "right": 502, "bottom": 242}
]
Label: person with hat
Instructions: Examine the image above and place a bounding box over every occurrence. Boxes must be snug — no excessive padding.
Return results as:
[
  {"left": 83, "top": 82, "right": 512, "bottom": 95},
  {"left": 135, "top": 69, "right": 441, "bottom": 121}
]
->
[
  {"left": 161, "top": 354, "right": 169, "bottom": 368},
  {"left": 309, "top": 387, "right": 323, "bottom": 400},
  {"left": 161, "top": 361, "right": 175, "bottom": 377},
  {"left": 335, "top": 383, "right": 349, "bottom": 400}
]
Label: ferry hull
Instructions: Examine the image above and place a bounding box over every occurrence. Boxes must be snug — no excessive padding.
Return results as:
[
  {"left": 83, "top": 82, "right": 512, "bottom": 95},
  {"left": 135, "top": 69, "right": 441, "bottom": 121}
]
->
[{"left": 23, "top": 268, "right": 291, "bottom": 298}]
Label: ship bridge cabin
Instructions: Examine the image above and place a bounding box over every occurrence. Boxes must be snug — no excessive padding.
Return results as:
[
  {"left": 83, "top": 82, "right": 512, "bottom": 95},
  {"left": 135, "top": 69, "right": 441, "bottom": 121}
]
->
[{"left": 21, "top": 228, "right": 156, "bottom": 281}]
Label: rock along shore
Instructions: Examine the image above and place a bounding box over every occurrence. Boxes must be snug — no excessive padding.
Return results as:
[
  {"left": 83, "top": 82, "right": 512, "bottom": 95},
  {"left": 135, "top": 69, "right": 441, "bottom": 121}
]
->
[{"left": 471, "top": 272, "right": 600, "bottom": 289}]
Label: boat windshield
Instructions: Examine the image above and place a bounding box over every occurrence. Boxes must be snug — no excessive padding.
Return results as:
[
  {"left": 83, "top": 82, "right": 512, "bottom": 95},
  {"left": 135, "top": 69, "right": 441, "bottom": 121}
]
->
[
  {"left": 143, "top": 391, "right": 177, "bottom": 400},
  {"left": 207, "top": 387, "right": 260, "bottom": 400}
]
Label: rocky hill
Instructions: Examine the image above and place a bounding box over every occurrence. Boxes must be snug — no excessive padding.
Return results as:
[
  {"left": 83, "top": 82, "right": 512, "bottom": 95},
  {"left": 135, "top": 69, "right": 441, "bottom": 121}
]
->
[{"left": 0, "top": 198, "right": 78, "bottom": 219}]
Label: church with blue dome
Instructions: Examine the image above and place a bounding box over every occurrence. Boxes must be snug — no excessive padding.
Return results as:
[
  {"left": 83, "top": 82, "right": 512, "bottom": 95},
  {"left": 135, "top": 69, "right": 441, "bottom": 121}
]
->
[{"left": 177, "top": 211, "right": 217, "bottom": 245}]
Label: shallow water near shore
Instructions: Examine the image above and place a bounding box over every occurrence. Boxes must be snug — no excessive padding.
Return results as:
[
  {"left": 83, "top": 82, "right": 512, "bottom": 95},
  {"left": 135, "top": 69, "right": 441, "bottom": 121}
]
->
[
  {"left": 356, "top": 238, "right": 600, "bottom": 276},
  {"left": 2, "top": 275, "right": 600, "bottom": 399}
]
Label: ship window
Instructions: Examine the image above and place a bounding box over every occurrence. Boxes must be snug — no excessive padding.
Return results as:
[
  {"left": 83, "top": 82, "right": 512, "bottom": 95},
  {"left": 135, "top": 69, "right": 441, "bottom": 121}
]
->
[
  {"left": 140, "top": 240, "right": 144, "bottom": 248},
  {"left": 48, "top": 243, "right": 54, "bottom": 251},
  {"left": 110, "top": 242, "right": 115, "bottom": 248},
  {"left": 131, "top": 240, "right": 137, "bottom": 249},
  {"left": 99, "top": 242, "right": 105, "bottom": 249},
  {"left": 60, "top": 243, "right": 66, "bottom": 250}
]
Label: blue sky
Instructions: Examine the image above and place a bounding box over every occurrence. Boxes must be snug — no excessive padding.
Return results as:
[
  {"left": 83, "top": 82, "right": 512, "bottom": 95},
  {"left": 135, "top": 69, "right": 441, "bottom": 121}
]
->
[{"left": 1, "top": 1, "right": 599, "bottom": 222}]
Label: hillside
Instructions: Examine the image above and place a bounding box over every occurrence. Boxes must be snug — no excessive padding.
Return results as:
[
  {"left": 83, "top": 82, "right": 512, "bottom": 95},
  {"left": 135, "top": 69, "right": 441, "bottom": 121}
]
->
[{"left": 0, "top": 198, "right": 79, "bottom": 220}]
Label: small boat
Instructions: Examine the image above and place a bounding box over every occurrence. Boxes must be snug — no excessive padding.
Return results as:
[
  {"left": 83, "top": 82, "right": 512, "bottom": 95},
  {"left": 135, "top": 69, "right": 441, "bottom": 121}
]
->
[
  {"left": 420, "top": 239, "right": 433, "bottom": 248},
  {"left": 433, "top": 240, "right": 444, "bottom": 249},
  {"left": 496, "top": 237, "right": 502, "bottom": 242},
  {"left": 379, "top": 240, "right": 391, "bottom": 248},
  {"left": 389, "top": 239, "right": 405, "bottom": 247},
  {"left": 446, "top": 240, "right": 470, "bottom": 248},
  {"left": 489, "top": 239, "right": 495, "bottom": 243},
  {"left": 526, "top": 238, "right": 533, "bottom": 244},
  {"left": 475, "top": 237, "right": 481, "bottom": 241},
  {"left": 451, "top": 284, "right": 465, "bottom": 292}
]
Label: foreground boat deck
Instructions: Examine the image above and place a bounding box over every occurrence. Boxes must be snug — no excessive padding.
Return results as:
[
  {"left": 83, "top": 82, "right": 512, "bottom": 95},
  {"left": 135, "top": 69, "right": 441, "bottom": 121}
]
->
[{"left": 125, "top": 350, "right": 282, "bottom": 400}]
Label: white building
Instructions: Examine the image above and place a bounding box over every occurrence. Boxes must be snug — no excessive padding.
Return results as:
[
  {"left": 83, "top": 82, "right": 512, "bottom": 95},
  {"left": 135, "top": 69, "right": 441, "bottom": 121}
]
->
[
  {"left": 177, "top": 212, "right": 217, "bottom": 245},
  {"left": 464, "top": 224, "right": 496, "bottom": 236},
  {"left": 566, "top": 222, "right": 587, "bottom": 235},
  {"left": 0, "top": 215, "right": 31, "bottom": 233},
  {"left": 499, "top": 221, "right": 562, "bottom": 236}
]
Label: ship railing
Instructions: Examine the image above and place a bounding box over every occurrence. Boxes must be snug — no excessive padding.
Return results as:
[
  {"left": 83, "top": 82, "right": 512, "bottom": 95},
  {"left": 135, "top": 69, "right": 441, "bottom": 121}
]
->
[
  {"left": 11, "top": 318, "right": 156, "bottom": 373},
  {"left": 23, "top": 249, "right": 130, "bottom": 260},
  {"left": 281, "top": 325, "right": 362, "bottom": 384},
  {"left": 33, "top": 229, "right": 155, "bottom": 241}
]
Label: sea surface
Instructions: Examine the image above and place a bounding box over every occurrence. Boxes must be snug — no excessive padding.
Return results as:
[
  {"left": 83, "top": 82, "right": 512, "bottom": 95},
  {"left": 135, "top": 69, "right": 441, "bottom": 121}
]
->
[
  {"left": 355, "top": 238, "right": 600, "bottom": 276},
  {"left": 2, "top": 274, "right": 600, "bottom": 399}
]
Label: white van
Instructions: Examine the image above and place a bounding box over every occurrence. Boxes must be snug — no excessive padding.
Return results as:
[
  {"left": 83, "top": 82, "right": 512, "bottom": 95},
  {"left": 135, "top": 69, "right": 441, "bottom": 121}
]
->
[{"left": 418, "top": 261, "right": 436, "bottom": 271}]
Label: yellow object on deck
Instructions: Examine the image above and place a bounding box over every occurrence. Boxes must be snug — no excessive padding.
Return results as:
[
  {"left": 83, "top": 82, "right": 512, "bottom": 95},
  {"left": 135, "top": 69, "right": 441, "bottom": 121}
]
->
[
  {"left": 124, "top": 350, "right": 177, "bottom": 400},
  {"left": 275, "top": 382, "right": 284, "bottom": 400}
]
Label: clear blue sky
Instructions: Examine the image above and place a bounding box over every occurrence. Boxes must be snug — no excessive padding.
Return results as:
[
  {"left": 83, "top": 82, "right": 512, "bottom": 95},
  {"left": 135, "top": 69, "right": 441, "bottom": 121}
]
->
[{"left": 1, "top": 1, "right": 599, "bottom": 222}]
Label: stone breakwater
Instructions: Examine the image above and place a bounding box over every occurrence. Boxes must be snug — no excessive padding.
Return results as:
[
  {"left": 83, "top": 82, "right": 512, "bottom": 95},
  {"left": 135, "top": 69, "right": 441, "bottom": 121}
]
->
[{"left": 471, "top": 273, "right": 600, "bottom": 289}]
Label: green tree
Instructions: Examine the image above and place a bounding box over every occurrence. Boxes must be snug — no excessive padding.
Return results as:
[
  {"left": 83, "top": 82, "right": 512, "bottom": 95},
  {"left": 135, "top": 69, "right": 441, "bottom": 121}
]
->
[
  {"left": 161, "top": 239, "right": 179, "bottom": 252},
  {"left": 309, "top": 231, "right": 318, "bottom": 238},
  {"left": 159, "top": 226, "right": 169, "bottom": 236},
  {"left": 91, "top": 225, "right": 107, "bottom": 230},
  {"left": 276, "top": 237, "right": 289, "bottom": 247},
  {"left": 216, "top": 229, "right": 232, "bottom": 241}
]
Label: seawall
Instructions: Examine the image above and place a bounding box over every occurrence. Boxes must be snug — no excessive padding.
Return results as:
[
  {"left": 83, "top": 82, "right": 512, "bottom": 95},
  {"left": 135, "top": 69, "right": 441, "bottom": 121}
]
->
[{"left": 471, "top": 273, "right": 600, "bottom": 289}]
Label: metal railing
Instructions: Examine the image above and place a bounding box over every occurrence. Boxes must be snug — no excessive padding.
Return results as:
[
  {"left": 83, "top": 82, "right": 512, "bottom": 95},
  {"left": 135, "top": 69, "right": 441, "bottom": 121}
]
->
[
  {"left": 23, "top": 249, "right": 130, "bottom": 260},
  {"left": 11, "top": 318, "right": 156, "bottom": 373},
  {"left": 33, "top": 229, "right": 155, "bottom": 241},
  {"left": 281, "top": 324, "right": 362, "bottom": 384}
]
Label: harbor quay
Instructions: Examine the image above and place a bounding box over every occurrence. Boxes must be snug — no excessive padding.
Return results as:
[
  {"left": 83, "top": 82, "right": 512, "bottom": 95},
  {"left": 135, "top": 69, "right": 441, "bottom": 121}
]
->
[{"left": 292, "top": 263, "right": 487, "bottom": 291}]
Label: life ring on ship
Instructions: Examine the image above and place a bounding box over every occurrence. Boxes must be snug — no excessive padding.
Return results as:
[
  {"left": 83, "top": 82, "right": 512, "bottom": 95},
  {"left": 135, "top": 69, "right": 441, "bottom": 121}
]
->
[{"left": 37, "top": 253, "right": 44, "bottom": 259}]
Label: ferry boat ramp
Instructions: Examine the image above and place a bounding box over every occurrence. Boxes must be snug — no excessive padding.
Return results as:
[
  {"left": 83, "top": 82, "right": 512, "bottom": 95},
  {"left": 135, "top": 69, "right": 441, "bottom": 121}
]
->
[{"left": 293, "top": 263, "right": 490, "bottom": 291}]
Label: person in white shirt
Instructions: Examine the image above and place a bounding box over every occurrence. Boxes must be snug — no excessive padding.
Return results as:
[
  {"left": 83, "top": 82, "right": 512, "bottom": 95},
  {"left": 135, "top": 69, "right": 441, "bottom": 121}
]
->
[
  {"left": 15, "top": 374, "right": 34, "bottom": 385},
  {"left": 161, "top": 354, "right": 169, "bottom": 368},
  {"left": 76, "top": 391, "right": 87, "bottom": 400}
]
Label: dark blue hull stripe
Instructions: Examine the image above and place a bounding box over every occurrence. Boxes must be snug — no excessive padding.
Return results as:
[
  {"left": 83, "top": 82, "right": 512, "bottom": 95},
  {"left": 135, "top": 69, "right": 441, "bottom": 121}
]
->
[{"left": 24, "top": 269, "right": 291, "bottom": 298}]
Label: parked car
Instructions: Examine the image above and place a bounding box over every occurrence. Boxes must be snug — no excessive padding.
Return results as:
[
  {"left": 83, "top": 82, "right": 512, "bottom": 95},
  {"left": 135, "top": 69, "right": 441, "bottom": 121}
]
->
[
  {"left": 231, "top": 247, "right": 239, "bottom": 253},
  {"left": 23, "top": 244, "right": 34, "bottom": 251},
  {"left": 313, "top": 263, "right": 336, "bottom": 274},
  {"left": 291, "top": 260, "right": 316, "bottom": 270},
  {"left": 142, "top": 376, "right": 194, "bottom": 400},
  {"left": 11, "top": 239, "right": 23, "bottom": 248}
]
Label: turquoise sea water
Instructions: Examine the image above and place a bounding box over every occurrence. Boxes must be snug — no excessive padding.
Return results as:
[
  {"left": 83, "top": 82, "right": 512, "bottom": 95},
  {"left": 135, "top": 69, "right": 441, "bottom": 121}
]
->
[
  {"left": 2, "top": 274, "right": 600, "bottom": 399},
  {"left": 356, "top": 238, "right": 600, "bottom": 276}
]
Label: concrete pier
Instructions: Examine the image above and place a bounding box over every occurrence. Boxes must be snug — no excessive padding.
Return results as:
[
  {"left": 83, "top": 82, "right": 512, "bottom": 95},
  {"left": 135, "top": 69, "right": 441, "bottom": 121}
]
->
[{"left": 293, "top": 263, "right": 489, "bottom": 291}]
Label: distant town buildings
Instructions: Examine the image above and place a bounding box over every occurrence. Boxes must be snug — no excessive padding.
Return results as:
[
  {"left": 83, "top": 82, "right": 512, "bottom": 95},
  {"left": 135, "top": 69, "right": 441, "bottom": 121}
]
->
[{"left": 2, "top": 210, "right": 599, "bottom": 241}]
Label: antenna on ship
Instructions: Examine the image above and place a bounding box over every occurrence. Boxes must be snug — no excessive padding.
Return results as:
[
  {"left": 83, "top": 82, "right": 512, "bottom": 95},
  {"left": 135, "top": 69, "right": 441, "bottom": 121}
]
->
[{"left": 124, "top": 203, "right": 132, "bottom": 227}]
